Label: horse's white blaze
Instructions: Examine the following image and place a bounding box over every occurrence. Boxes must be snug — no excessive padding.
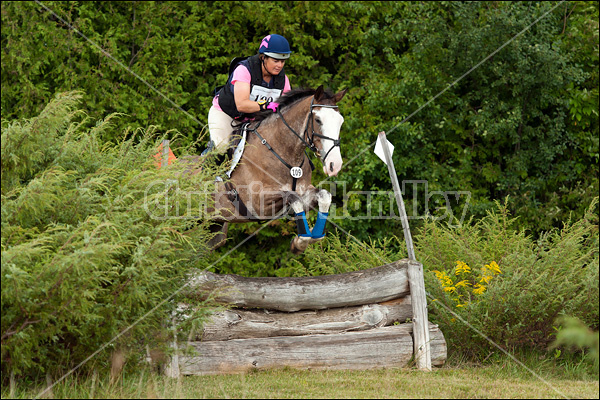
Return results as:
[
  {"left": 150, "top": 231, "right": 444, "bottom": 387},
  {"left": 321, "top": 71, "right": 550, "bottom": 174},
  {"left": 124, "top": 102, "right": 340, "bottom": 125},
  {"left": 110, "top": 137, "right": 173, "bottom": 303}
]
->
[{"left": 314, "top": 108, "right": 344, "bottom": 177}]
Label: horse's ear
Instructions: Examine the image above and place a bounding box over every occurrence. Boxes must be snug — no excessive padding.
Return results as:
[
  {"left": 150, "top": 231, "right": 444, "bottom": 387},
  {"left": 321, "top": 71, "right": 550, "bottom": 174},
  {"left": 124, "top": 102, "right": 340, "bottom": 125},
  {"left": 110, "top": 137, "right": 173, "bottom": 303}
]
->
[
  {"left": 314, "top": 85, "right": 325, "bottom": 101},
  {"left": 333, "top": 88, "right": 348, "bottom": 103}
]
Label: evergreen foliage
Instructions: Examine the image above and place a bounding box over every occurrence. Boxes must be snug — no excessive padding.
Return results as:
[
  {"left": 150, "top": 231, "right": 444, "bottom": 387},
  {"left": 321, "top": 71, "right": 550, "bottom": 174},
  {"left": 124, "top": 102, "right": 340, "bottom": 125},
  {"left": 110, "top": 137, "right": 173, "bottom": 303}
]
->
[
  {"left": 1, "top": 92, "right": 220, "bottom": 379},
  {"left": 1, "top": 0, "right": 599, "bottom": 380}
]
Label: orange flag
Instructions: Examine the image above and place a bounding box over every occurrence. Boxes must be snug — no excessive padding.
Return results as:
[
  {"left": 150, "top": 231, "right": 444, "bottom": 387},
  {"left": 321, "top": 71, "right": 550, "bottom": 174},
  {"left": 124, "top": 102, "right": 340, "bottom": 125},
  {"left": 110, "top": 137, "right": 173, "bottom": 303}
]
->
[{"left": 154, "top": 142, "right": 177, "bottom": 168}]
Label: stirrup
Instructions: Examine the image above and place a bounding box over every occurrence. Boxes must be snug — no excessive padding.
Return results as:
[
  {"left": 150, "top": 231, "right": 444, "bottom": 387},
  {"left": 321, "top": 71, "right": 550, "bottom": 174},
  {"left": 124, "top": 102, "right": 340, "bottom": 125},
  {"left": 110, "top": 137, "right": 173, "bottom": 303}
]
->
[
  {"left": 201, "top": 140, "right": 228, "bottom": 166},
  {"left": 201, "top": 140, "right": 215, "bottom": 157}
]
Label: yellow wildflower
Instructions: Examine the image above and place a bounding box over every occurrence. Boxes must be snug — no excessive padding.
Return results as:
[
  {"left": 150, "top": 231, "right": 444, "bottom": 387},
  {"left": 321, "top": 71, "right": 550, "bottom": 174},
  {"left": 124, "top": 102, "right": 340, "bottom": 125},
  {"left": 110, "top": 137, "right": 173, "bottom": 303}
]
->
[
  {"left": 455, "top": 280, "right": 472, "bottom": 288},
  {"left": 480, "top": 275, "right": 493, "bottom": 284},
  {"left": 434, "top": 270, "right": 454, "bottom": 287},
  {"left": 473, "top": 283, "right": 486, "bottom": 295},
  {"left": 454, "top": 260, "right": 471, "bottom": 275},
  {"left": 443, "top": 286, "right": 456, "bottom": 293},
  {"left": 488, "top": 261, "right": 501, "bottom": 275}
]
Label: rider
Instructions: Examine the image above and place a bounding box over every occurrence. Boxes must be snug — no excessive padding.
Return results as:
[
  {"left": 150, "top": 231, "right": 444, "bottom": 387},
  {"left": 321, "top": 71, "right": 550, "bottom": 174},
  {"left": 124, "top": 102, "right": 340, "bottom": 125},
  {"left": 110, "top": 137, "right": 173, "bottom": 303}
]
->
[{"left": 205, "top": 34, "right": 293, "bottom": 154}]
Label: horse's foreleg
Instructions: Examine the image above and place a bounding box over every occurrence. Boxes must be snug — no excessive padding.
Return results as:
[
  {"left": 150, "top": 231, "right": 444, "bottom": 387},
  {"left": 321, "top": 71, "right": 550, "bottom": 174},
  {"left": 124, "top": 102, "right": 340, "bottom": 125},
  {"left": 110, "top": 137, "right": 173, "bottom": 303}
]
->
[
  {"left": 290, "top": 198, "right": 312, "bottom": 255},
  {"left": 291, "top": 199, "right": 312, "bottom": 238},
  {"left": 289, "top": 189, "right": 332, "bottom": 254},
  {"left": 310, "top": 189, "right": 332, "bottom": 239}
]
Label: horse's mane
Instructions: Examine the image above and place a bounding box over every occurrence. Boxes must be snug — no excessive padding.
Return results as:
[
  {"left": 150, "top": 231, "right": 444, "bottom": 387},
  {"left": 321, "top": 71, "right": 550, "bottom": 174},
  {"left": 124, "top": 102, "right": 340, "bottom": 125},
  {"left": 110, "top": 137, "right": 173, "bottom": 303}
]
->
[
  {"left": 252, "top": 87, "right": 335, "bottom": 122},
  {"left": 277, "top": 87, "right": 317, "bottom": 108}
]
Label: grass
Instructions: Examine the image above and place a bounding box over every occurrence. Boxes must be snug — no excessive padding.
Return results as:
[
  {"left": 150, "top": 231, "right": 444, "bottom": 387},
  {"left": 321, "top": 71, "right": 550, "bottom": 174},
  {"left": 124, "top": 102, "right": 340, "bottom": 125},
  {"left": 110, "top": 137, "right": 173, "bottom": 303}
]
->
[{"left": 4, "top": 353, "right": 598, "bottom": 399}]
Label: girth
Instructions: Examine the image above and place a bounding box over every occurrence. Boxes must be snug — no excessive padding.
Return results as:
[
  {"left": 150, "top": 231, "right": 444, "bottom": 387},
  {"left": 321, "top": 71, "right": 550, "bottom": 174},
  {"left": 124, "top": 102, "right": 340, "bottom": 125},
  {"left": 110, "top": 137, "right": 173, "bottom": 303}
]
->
[{"left": 224, "top": 181, "right": 262, "bottom": 221}]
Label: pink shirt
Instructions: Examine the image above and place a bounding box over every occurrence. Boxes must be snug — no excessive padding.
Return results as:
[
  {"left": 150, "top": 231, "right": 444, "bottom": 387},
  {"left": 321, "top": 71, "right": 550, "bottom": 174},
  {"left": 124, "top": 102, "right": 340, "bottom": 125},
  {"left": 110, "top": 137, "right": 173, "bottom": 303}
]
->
[{"left": 212, "top": 64, "right": 292, "bottom": 110}]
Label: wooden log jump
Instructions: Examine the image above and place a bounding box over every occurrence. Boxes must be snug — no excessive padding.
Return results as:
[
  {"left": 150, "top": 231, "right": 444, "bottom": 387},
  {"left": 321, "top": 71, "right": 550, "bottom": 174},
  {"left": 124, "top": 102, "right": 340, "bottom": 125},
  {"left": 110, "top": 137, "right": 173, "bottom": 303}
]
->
[
  {"left": 196, "top": 297, "right": 413, "bottom": 341},
  {"left": 165, "top": 259, "right": 446, "bottom": 376},
  {"left": 185, "top": 260, "right": 410, "bottom": 312},
  {"left": 178, "top": 324, "right": 446, "bottom": 376}
]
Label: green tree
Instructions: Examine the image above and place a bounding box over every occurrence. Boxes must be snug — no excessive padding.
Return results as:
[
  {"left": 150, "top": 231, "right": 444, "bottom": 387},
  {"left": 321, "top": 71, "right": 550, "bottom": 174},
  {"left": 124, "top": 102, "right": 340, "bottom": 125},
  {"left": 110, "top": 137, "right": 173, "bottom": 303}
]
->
[{"left": 2, "top": 1, "right": 598, "bottom": 268}]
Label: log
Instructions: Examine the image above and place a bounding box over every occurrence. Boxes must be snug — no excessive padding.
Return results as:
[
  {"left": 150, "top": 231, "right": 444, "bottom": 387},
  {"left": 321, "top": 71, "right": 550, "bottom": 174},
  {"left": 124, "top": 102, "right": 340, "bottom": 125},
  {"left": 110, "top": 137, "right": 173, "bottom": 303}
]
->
[
  {"left": 196, "top": 297, "right": 413, "bottom": 341},
  {"left": 177, "top": 323, "right": 446, "bottom": 376},
  {"left": 185, "top": 260, "right": 410, "bottom": 312},
  {"left": 428, "top": 324, "right": 447, "bottom": 366},
  {"left": 407, "top": 260, "right": 432, "bottom": 371}
]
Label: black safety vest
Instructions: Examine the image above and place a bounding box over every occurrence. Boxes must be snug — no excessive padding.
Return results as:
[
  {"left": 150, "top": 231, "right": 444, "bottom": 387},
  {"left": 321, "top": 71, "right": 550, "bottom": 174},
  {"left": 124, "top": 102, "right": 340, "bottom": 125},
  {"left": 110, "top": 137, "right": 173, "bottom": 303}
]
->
[{"left": 216, "top": 54, "right": 286, "bottom": 119}]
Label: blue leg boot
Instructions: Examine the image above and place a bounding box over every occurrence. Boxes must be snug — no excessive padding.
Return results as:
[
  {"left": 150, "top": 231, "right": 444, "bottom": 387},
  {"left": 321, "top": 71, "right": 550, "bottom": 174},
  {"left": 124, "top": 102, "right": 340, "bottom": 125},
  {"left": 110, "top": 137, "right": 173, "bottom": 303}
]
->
[{"left": 311, "top": 211, "right": 329, "bottom": 239}]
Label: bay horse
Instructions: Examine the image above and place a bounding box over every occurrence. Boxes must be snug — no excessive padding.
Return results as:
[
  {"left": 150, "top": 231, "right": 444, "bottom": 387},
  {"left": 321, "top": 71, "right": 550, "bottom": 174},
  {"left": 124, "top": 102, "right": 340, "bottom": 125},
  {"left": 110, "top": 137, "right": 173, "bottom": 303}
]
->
[{"left": 207, "top": 85, "right": 347, "bottom": 254}]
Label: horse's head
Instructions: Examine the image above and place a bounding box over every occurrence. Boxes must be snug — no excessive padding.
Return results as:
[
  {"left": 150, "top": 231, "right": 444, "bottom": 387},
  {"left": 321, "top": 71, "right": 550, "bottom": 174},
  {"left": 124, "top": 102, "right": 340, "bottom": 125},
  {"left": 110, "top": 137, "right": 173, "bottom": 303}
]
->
[{"left": 310, "top": 85, "right": 347, "bottom": 177}]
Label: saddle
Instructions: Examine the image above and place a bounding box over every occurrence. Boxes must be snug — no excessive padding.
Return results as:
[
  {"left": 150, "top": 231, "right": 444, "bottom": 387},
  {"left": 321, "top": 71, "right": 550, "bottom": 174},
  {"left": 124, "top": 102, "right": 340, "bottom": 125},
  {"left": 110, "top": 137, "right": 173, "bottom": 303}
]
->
[
  {"left": 200, "top": 124, "right": 248, "bottom": 183},
  {"left": 224, "top": 125, "right": 247, "bottom": 178}
]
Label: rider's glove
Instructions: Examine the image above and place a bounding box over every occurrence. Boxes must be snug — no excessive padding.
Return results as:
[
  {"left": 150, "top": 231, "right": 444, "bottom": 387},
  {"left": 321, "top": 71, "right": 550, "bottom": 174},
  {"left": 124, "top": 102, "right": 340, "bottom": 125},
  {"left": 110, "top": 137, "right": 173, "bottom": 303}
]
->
[{"left": 266, "top": 102, "right": 279, "bottom": 112}]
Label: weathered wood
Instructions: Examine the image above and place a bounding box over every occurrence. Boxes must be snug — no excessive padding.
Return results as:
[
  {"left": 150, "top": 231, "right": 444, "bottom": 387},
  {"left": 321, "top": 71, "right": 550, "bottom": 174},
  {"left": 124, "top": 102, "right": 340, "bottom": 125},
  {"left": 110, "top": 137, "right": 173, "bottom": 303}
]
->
[
  {"left": 378, "top": 132, "right": 415, "bottom": 260},
  {"left": 379, "top": 133, "right": 431, "bottom": 370},
  {"left": 428, "top": 324, "right": 447, "bottom": 365},
  {"left": 176, "top": 323, "right": 446, "bottom": 376},
  {"left": 196, "top": 297, "right": 413, "bottom": 341},
  {"left": 408, "top": 260, "right": 432, "bottom": 371},
  {"left": 163, "top": 318, "right": 180, "bottom": 378},
  {"left": 161, "top": 139, "right": 169, "bottom": 168},
  {"left": 185, "top": 260, "right": 410, "bottom": 312}
]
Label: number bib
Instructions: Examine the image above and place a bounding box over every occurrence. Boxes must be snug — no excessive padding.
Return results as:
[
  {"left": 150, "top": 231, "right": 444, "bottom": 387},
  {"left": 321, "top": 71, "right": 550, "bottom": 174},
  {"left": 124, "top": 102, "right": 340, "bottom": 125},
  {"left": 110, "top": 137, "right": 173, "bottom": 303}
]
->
[
  {"left": 290, "top": 167, "right": 303, "bottom": 178},
  {"left": 250, "top": 86, "right": 283, "bottom": 103}
]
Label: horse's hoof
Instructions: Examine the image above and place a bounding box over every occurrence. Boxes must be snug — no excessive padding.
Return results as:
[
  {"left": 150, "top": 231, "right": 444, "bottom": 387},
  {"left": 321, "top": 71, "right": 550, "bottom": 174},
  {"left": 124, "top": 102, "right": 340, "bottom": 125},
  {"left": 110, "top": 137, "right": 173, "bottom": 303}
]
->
[
  {"left": 290, "top": 237, "right": 302, "bottom": 255},
  {"left": 207, "top": 221, "right": 228, "bottom": 251},
  {"left": 290, "top": 236, "right": 310, "bottom": 255}
]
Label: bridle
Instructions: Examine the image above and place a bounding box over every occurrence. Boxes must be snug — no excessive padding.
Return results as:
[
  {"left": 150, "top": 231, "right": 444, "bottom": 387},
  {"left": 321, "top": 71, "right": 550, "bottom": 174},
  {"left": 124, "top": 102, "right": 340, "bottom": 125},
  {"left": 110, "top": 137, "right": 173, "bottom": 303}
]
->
[
  {"left": 245, "top": 96, "right": 342, "bottom": 191},
  {"left": 274, "top": 97, "right": 341, "bottom": 162},
  {"left": 305, "top": 98, "right": 342, "bottom": 162}
]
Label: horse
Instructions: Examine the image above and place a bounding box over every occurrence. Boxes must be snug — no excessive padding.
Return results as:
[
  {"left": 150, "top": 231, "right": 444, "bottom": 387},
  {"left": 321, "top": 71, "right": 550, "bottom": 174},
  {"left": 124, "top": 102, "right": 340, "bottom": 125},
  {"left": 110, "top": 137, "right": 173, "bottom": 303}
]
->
[{"left": 205, "top": 85, "right": 347, "bottom": 254}]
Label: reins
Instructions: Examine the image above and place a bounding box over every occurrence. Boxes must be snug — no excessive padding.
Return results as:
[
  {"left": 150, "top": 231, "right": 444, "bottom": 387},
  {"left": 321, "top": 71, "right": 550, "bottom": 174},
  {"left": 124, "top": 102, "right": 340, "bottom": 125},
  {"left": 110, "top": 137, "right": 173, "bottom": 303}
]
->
[
  {"left": 246, "top": 119, "right": 305, "bottom": 192},
  {"left": 276, "top": 108, "right": 316, "bottom": 153},
  {"left": 246, "top": 96, "right": 341, "bottom": 192},
  {"left": 247, "top": 119, "right": 307, "bottom": 172}
]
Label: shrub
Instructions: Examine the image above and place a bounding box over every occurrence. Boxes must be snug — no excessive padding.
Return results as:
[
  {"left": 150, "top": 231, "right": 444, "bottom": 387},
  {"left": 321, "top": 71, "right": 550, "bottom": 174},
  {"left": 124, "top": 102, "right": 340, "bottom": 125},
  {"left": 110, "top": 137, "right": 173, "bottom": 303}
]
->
[
  {"left": 418, "top": 198, "right": 599, "bottom": 359},
  {"left": 551, "top": 316, "right": 599, "bottom": 372},
  {"left": 1, "top": 92, "right": 220, "bottom": 380},
  {"left": 290, "top": 197, "right": 599, "bottom": 362}
]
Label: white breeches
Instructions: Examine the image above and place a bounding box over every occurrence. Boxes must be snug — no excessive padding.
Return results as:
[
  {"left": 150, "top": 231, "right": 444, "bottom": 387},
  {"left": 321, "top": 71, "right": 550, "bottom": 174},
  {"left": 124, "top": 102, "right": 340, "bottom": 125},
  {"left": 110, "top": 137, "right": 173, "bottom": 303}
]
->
[{"left": 208, "top": 105, "right": 235, "bottom": 151}]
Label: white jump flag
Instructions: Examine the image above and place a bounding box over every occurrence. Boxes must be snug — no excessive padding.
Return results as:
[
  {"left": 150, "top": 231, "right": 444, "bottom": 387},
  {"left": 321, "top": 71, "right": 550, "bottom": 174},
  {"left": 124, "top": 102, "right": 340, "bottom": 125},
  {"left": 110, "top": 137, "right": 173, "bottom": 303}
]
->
[{"left": 374, "top": 134, "right": 394, "bottom": 165}]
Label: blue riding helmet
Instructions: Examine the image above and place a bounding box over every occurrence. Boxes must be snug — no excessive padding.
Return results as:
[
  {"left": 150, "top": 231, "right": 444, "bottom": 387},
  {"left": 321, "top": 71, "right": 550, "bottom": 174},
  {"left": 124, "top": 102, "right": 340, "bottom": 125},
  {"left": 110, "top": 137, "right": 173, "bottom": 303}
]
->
[{"left": 258, "top": 34, "right": 292, "bottom": 60}]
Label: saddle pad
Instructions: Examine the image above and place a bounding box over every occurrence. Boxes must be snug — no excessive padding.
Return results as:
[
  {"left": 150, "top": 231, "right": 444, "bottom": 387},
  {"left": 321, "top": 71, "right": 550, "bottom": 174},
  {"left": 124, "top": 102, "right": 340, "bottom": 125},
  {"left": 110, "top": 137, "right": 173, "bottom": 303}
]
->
[{"left": 225, "top": 125, "right": 247, "bottom": 178}]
